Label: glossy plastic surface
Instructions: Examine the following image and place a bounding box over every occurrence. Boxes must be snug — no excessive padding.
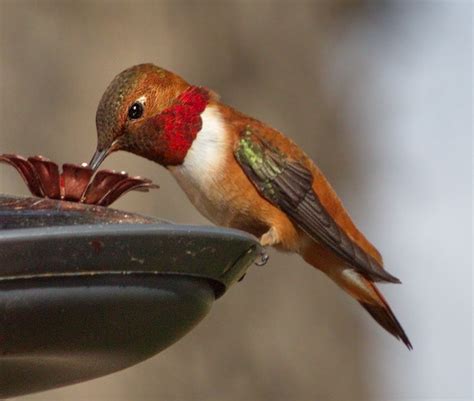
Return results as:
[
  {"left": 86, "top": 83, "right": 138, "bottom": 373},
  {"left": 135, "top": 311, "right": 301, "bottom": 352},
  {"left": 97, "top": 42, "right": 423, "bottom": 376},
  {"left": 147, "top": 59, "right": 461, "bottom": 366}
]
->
[{"left": 0, "top": 195, "right": 261, "bottom": 398}]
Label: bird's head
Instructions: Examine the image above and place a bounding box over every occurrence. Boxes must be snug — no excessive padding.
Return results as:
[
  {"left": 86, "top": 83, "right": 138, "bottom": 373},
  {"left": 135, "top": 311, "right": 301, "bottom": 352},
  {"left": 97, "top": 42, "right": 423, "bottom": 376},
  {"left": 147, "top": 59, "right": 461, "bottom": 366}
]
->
[{"left": 90, "top": 63, "right": 210, "bottom": 170}]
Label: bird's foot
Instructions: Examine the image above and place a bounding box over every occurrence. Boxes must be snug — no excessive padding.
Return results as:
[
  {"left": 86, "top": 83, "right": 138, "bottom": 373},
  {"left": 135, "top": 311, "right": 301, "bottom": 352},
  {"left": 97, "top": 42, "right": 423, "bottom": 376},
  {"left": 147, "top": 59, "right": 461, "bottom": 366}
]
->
[
  {"left": 255, "top": 227, "right": 278, "bottom": 267},
  {"left": 259, "top": 227, "right": 279, "bottom": 247},
  {"left": 255, "top": 249, "right": 269, "bottom": 267}
]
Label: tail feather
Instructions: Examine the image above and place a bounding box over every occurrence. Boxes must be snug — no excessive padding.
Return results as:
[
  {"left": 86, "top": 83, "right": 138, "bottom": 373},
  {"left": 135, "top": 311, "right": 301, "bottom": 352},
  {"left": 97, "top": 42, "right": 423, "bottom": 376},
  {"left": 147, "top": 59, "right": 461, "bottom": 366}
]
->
[
  {"left": 359, "top": 285, "right": 412, "bottom": 349},
  {"left": 339, "top": 271, "right": 412, "bottom": 349},
  {"left": 302, "top": 247, "right": 411, "bottom": 349}
]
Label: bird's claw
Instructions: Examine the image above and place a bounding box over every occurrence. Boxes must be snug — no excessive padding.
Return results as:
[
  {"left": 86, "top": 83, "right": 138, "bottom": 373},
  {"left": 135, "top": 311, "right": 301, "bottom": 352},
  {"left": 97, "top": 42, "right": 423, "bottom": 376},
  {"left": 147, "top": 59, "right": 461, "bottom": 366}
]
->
[{"left": 255, "top": 250, "right": 269, "bottom": 267}]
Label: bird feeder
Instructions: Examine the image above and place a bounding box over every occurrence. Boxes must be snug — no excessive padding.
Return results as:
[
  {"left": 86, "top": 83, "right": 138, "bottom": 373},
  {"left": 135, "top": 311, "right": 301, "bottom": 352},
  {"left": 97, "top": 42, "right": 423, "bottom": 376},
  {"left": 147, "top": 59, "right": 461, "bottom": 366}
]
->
[{"left": 0, "top": 194, "right": 261, "bottom": 398}]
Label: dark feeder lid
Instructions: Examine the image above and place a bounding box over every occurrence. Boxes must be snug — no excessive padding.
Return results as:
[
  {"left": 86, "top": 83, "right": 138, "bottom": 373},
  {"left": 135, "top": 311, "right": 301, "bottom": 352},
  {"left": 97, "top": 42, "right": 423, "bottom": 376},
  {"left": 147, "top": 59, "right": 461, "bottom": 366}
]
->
[{"left": 0, "top": 195, "right": 261, "bottom": 398}]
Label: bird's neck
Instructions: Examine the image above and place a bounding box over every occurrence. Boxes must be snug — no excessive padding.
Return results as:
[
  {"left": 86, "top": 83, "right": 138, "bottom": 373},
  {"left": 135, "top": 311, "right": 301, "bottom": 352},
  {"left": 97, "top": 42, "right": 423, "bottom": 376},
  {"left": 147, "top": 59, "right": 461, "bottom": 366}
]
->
[
  {"left": 149, "top": 86, "right": 211, "bottom": 166},
  {"left": 168, "top": 103, "right": 230, "bottom": 189}
]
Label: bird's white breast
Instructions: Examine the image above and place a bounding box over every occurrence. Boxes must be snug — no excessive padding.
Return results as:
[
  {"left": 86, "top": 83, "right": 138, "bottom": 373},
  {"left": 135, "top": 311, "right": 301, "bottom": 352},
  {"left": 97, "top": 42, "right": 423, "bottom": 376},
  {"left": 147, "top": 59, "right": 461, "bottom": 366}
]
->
[{"left": 169, "top": 106, "right": 230, "bottom": 222}]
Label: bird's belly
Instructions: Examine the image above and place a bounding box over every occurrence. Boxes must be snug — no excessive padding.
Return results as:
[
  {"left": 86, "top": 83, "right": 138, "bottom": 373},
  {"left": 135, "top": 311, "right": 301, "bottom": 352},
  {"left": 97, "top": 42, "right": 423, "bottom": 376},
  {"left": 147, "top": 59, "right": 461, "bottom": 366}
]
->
[
  {"left": 183, "top": 187, "right": 229, "bottom": 226},
  {"left": 170, "top": 168, "right": 233, "bottom": 226},
  {"left": 169, "top": 167, "right": 271, "bottom": 241}
]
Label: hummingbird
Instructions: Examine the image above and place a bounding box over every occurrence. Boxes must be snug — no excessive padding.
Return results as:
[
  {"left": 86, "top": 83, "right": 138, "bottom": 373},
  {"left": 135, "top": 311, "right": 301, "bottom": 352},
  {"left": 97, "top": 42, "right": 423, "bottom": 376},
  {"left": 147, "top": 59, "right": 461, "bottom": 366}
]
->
[{"left": 90, "top": 63, "right": 411, "bottom": 349}]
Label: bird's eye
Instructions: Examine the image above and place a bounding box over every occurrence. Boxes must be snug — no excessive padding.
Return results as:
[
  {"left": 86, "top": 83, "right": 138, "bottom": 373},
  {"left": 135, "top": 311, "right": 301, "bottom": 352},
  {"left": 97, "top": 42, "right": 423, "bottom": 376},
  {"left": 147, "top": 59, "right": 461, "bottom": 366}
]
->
[{"left": 128, "top": 102, "right": 144, "bottom": 120}]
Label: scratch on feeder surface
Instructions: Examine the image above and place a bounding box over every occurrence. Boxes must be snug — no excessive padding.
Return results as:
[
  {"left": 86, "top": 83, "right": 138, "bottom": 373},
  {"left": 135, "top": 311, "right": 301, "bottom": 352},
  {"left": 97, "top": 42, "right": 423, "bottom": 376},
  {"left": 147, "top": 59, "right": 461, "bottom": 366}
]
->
[
  {"left": 130, "top": 255, "right": 145, "bottom": 264},
  {"left": 30, "top": 198, "right": 47, "bottom": 208},
  {"left": 198, "top": 246, "right": 217, "bottom": 254}
]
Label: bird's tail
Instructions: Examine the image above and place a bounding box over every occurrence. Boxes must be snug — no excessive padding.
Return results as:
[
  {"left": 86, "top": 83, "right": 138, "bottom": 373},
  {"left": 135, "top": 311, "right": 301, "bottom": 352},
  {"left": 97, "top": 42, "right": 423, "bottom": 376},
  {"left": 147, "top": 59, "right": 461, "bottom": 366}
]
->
[{"left": 302, "top": 250, "right": 412, "bottom": 349}]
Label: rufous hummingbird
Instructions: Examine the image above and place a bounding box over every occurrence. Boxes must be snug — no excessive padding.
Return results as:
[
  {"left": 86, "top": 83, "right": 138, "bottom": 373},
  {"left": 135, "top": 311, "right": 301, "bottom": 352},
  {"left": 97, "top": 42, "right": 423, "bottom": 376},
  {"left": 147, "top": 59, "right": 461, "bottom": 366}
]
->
[{"left": 90, "top": 63, "right": 411, "bottom": 349}]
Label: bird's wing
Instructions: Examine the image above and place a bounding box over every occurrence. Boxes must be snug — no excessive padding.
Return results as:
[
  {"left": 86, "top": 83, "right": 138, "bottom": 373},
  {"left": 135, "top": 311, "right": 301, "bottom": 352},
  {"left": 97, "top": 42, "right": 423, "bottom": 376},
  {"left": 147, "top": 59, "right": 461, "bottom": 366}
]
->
[{"left": 234, "top": 126, "right": 400, "bottom": 283}]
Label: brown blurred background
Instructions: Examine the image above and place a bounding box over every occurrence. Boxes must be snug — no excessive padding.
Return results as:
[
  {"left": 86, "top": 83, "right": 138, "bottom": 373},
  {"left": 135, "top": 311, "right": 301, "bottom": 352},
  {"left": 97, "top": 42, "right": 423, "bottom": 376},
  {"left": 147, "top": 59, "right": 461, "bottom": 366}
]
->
[{"left": 0, "top": 1, "right": 471, "bottom": 400}]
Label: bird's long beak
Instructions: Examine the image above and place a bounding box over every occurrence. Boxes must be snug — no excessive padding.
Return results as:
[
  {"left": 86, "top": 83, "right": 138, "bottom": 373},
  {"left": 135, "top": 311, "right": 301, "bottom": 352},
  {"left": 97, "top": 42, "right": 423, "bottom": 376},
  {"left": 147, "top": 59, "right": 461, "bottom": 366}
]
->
[{"left": 89, "top": 148, "right": 110, "bottom": 171}]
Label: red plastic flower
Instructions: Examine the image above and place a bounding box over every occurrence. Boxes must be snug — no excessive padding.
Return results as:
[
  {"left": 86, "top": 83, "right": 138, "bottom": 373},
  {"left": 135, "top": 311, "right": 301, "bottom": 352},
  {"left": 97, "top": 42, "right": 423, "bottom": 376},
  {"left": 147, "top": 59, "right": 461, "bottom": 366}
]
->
[{"left": 0, "top": 154, "right": 158, "bottom": 206}]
